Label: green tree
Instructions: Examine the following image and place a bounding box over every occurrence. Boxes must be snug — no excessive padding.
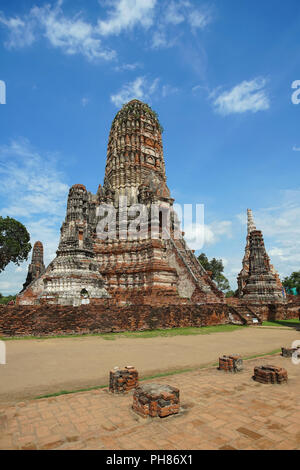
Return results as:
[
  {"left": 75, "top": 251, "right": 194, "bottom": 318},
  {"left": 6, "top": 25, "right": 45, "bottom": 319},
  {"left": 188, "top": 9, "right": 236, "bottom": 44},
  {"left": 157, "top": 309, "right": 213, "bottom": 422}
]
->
[
  {"left": 0, "top": 216, "right": 31, "bottom": 272},
  {"left": 282, "top": 271, "right": 300, "bottom": 295},
  {"left": 197, "top": 252, "right": 231, "bottom": 293}
]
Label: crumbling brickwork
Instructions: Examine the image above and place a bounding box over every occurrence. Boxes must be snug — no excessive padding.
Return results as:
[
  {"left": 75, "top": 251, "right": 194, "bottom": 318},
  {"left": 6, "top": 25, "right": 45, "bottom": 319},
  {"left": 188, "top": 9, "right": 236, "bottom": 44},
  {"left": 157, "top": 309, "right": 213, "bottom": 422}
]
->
[
  {"left": 133, "top": 383, "right": 180, "bottom": 418},
  {"left": 0, "top": 303, "right": 229, "bottom": 337},
  {"left": 218, "top": 355, "right": 243, "bottom": 372},
  {"left": 21, "top": 241, "right": 45, "bottom": 292},
  {"left": 253, "top": 365, "right": 288, "bottom": 384},
  {"left": 109, "top": 366, "right": 138, "bottom": 394}
]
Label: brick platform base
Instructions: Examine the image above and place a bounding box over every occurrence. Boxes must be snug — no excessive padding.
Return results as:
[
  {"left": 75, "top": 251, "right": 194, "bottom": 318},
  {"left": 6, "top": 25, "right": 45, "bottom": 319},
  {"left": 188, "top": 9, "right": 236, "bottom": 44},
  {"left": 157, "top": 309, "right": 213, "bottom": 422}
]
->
[
  {"left": 109, "top": 366, "right": 138, "bottom": 394},
  {"left": 253, "top": 365, "right": 288, "bottom": 384},
  {"left": 132, "top": 383, "right": 180, "bottom": 418},
  {"left": 219, "top": 355, "right": 243, "bottom": 372}
]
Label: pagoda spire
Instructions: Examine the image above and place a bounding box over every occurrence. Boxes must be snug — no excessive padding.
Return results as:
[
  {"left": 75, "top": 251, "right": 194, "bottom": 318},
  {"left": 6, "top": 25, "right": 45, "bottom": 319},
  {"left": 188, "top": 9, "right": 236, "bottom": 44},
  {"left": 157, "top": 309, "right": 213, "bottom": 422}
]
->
[{"left": 247, "top": 208, "right": 256, "bottom": 234}]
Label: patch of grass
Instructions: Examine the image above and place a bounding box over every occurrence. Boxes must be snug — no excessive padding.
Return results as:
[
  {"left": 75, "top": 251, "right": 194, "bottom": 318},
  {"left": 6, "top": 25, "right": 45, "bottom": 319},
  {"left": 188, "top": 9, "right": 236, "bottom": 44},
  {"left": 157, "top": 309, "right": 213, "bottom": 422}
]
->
[
  {"left": 0, "top": 324, "right": 246, "bottom": 342},
  {"left": 262, "top": 319, "right": 300, "bottom": 329},
  {"left": 34, "top": 384, "right": 108, "bottom": 400},
  {"left": 34, "top": 348, "right": 281, "bottom": 401}
]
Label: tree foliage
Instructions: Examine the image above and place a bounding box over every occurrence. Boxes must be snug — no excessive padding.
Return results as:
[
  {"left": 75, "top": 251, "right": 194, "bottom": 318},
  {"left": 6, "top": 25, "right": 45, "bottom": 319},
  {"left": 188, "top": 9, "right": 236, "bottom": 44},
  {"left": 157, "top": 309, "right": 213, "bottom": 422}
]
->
[
  {"left": 0, "top": 216, "right": 31, "bottom": 273},
  {"left": 282, "top": 271, "right": 300, "bottom": 295},
  {"left": 197, "top": 252, "right": 231, "bottom": 293},
  {"left": 0, "top": 294, "right": 16, "bottom": 305}
]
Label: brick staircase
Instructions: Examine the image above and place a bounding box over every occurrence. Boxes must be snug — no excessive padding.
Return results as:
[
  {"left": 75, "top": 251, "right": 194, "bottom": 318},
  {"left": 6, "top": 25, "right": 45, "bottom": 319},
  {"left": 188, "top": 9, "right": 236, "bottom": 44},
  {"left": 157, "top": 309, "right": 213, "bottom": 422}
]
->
[
  {"left": 169, "top": 236, "right": 224, "bottom": 299},
  {"left": 228, "top": 304, "right": 262, "bottom": 325}
]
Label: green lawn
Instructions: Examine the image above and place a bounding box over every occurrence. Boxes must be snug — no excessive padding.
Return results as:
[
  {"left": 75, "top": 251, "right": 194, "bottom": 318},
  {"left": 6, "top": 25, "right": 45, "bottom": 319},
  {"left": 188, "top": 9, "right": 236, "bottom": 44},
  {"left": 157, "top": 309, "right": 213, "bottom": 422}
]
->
[
  {"left": 0, "top": 323, "right": 245, "bottom": 341},
  {"left": 262, "top": 319, "right": 300, "bottom": 328}
]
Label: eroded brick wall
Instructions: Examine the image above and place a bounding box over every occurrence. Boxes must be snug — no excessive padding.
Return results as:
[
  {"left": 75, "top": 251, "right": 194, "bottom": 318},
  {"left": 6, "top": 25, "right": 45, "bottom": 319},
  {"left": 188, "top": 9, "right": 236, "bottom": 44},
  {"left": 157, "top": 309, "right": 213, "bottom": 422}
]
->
[{"left": 0, "top": 303, "right": 229, "bottom": 337}]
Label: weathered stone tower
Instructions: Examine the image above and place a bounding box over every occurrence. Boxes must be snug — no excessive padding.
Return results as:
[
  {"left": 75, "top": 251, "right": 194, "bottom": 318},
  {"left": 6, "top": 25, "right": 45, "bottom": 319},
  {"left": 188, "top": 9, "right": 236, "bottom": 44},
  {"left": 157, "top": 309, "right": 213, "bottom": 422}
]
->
[
  {"left": 237, "top": 209, "right": 256, "bottom": 295},
  {"left": 92, "top": 100, "right": 223, "bottom": 304},
  {"left": 238, "top": 209, "right": 284, "bottom": 302},
  {"left": 22, "top": 241, "right": 45, "bottom": 292},
  {"left": 17, "top": 99, "right": 223, "bottom": 306}
]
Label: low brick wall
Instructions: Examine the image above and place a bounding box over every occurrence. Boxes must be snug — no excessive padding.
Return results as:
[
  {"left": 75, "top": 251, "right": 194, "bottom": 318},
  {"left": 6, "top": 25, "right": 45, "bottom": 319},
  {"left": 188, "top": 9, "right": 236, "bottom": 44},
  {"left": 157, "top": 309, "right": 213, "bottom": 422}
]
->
[{"left": 0, "top": 303, "right": 229, "bottom": 337}]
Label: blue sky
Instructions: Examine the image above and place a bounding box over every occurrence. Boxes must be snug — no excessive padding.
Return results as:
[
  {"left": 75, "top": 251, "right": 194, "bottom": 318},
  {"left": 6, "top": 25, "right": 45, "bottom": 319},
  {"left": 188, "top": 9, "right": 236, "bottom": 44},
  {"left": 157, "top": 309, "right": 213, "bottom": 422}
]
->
[{"left": 0, "top": 0, "right": 300, "bottom": 294}]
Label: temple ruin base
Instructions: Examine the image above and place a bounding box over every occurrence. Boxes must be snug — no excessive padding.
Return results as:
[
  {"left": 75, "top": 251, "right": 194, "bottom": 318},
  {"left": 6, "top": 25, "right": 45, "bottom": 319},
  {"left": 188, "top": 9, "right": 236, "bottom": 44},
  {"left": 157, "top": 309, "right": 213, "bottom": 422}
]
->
[
  {"left": 109, "top": 366, "right": 139, "bottom": 394},
  {"left": 0, "top": 300, "right": 298, "bottom": 337},
  {"left": 132, "top": 383, "right": 180, "bottom": 418},
  {"left": 253, "top": 365, "right": 288, "bottom": 384}
]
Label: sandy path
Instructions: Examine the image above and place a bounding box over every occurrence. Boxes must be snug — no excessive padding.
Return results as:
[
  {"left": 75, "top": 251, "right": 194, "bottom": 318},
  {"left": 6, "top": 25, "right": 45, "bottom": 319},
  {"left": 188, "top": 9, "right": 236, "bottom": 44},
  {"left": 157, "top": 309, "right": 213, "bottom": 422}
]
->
[{"left": 0, "top": 327, "right": 299, "bottom": 405}]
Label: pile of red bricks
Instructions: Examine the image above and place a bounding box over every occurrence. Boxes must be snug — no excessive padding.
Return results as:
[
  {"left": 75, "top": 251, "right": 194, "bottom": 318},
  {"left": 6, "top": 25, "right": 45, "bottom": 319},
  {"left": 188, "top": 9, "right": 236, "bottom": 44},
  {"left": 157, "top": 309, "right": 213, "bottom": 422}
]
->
[
  {"left": 109, "top": 366, "right": 139, "bottom": 394},
  {"left": 253, "top": 365, "right": 288, "bottom": 384},
  {"left": 281, "top": 347, "right": 300, "bottom": 358},
  {"left": 219, "top": 355, "right": 243, "bottom": 372},
  {"left": 133, "top": 383, "right": 180, "bottom": 418}
]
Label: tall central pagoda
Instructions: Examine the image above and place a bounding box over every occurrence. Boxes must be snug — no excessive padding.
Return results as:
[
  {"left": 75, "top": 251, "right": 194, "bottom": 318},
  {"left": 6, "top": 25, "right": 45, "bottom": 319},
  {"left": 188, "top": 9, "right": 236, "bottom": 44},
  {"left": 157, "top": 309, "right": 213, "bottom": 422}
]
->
[{"left": 18, "top": 100, "right": 223, "bottom": 306}]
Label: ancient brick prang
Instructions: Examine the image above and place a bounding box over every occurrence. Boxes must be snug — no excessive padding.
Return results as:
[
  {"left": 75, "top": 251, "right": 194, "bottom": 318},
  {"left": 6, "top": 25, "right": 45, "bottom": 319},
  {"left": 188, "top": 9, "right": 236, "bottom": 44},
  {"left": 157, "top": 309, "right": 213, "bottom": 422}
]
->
[
  {"left": 133, "top": 383, "right": 180, "bottom": 418},
  {"left": 241, "top": 229, "right": 284, "bottom": 303},
  {"left": 218, "top": 355, "right": 243, "bottom": 372},
  {"left": 238, "top": 210, "right": 284, "bottom": 302},
  {"left": 109, "top": 366, "right": 139, "bottom": 394},
  {"left": 253, "top": 365, "right": 288, "bottom": 384},
  {"left": 21, "top": 241, "right": 45, "bottom": 292},
  {"left": 18, "top": 99, "right": 223, "bottom": 306},
  {"left": 18, "top": 185, "right": 109, "bottom": 306}
]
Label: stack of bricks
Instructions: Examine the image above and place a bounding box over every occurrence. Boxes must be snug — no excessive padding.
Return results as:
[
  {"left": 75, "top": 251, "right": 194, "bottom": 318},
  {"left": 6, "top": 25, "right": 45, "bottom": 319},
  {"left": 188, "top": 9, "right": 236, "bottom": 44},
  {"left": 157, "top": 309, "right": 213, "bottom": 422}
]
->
[
  {"left": 109, "top": 366, "right": 139, "bottom": 394},
  {"left": 218, "top": 355, "right": 243, "bottom": 372},
  {"left": 253, "top": 365, "right": 288, "bottom": 384},
  {"left": 133, "top": 383, "right": 180, "bottom": 418},
  {"left": 281, "top": 347, "right": 300, "bottom": 358}
]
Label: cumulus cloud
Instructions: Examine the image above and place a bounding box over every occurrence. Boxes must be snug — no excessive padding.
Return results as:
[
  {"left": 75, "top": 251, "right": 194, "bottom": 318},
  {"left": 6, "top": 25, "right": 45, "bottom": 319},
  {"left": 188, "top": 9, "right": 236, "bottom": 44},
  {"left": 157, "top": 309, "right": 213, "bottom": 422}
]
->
[
  {"left": 212, "top": 78, "right": 270, "bottom": 115},
  {"left": 0, "top": 0, "right": 115, "bottom": 61},
  {"left": 151, "top": 1, "right": 212, "bottom": 49},
  {"left": 184, "top": 220, "right": 232, "bottom": 250},
  {"left": 97, "top": 0, "right": 157, "bottom": 36},
  {"left": 110, "top": 76, "right": 180, "bottom": 106},
  {"left": 0, "top": 13, "right": 36, "bottom": 48}
]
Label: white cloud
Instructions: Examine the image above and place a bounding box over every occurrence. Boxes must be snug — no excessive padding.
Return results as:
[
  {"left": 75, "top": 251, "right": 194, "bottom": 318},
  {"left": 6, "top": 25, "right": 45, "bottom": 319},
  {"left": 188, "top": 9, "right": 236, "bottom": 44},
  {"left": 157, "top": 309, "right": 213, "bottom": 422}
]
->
[
  {"left": 114, "top": 62, "right": 142, "bottom": 72},
  {"left": 97, "top": 0, "right": 157, "bottom": 36},
  {"left": 151, "top": 29, "right": 176, "bottom": 49},
  {"left": 292, "top": 145, "right": 300, "bottom": 151},
  {"left": 110, "top": 76, "right": 180, "bottom": 106},
  {"left": 0, "top": 138, "right": 70, "bottom": 294},
  {"left": 0, "top": 14, "right": 36, "bottom": 48},
  {"left": 184, "top": 220, "right": 232, "bottom": 250},
  {"left": 162, "top": 84, "right": 179, "bottom": 98},
  {"left": 0, "top": 1, "right": 115, "bottom": 61},
  {"left": 151, "top": 1, "right": 211, "bottom": 49},
  {"left": 165, "top": 2, "right": 185, "bottom": 25},
  {"left": 212, "top": 78, "right": 270, "bottom": 115},
  {"left": 110, "top": 76, "right": 159, "bottom": 106},
  {"left": 0, "top": 139, "right": 69, "bottom": 219}
]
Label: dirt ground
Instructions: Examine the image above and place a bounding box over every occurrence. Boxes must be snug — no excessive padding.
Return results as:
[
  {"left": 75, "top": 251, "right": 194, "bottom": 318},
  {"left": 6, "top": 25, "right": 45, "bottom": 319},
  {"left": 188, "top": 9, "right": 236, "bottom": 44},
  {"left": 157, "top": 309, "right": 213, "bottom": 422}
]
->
[{"left": 0, "top": 327, "right": 299, "bottom": 405}]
